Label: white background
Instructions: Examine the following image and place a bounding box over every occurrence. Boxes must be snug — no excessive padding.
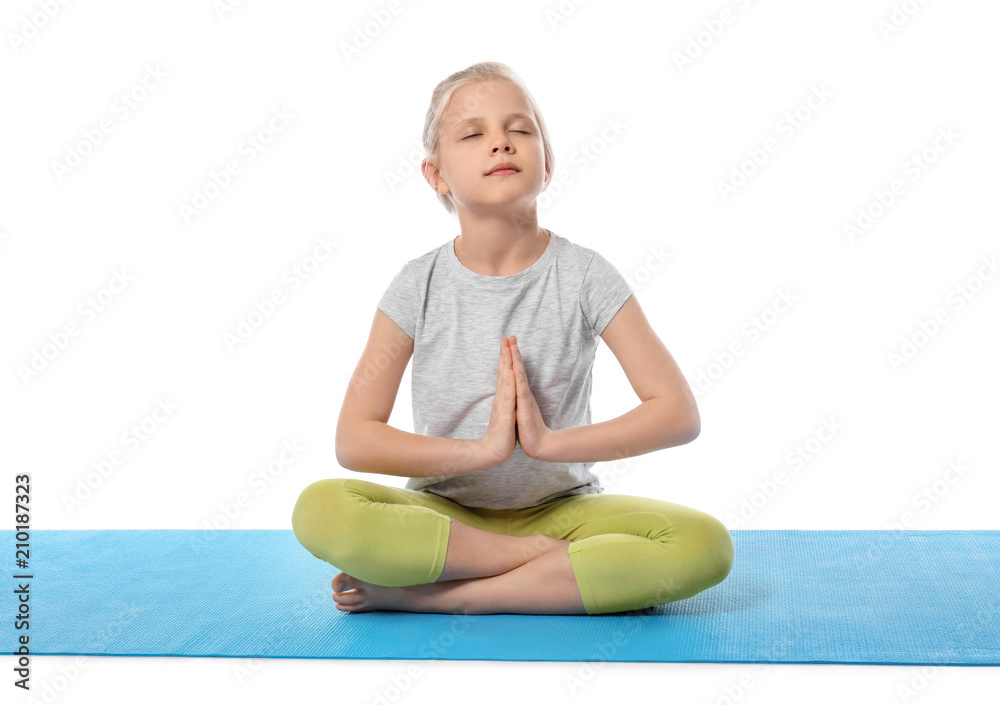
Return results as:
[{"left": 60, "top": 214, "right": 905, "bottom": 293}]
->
[{"left": 2, "top": 0, "right": 999, "bottom": 702}]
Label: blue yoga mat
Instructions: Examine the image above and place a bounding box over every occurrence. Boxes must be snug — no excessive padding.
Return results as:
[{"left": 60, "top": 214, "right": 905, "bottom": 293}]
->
[{"left": 2, "top": 529, "right": 997, "bottom": 664}]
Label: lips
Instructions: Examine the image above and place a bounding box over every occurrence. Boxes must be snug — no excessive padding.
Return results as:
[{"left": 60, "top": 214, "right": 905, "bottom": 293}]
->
[{"left": 487, "top": 163, "right": 520, "bottom": 175}]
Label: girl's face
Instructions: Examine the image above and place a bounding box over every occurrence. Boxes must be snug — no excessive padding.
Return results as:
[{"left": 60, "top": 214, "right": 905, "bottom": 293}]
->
[{"left": 431, "top": 79, "right": 547, "bottom": 216}]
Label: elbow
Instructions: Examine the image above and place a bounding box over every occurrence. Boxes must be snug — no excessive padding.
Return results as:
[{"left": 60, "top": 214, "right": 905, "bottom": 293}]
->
[
  {"left": 659, "top": 401, "right": 700, "bottom": 447},
  {"left": 682, "top": 405, "right": 701, "bottom": 443},
  {"left": 335, "top": 421, "right": 365, "bottom": 472},
  {"left": 684, "top": 416, "right": 700, "bottom": 443},
  {"left": 679, "top": 393, "right": 701, "bottom": 443},
  {"left": 667, "top": 417, "right": 699, "bottom": 448},
  {"left": 335, "top": 442, "right": 354, "bottom": 471}
]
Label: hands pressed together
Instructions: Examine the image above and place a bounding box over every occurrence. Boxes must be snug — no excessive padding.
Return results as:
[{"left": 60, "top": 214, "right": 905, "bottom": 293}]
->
[{"left": 479, "top": 335, "right": 553, "bottom": 466}]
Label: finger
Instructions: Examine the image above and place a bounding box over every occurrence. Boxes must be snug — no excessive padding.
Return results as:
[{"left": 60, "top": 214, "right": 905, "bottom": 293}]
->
[
  {"left": 511, "top": 355, "right": 519, "bottom": 405},
  {"left": 510, "top": 336, "right": 523, "bottom": 370},
  {"left": 501, "top": 341, "right": 514, "bottom": 393},
  {"left": 511, "top": 345, "right": 528, "bottom": 397},
  {"left": 509, "top": 339, "right": 527, "bottom": 390},
  {"left": 501, "top": 338, "right": 510, "bottom": 379}
]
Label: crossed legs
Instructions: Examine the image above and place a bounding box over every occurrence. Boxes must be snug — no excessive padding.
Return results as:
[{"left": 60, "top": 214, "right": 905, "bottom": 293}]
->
[
  {"left": 330, "top": 518, "right": 587, "bottom": 615},
  {"left": 291, "top": 478, "right": 734, "bottom": 617}
]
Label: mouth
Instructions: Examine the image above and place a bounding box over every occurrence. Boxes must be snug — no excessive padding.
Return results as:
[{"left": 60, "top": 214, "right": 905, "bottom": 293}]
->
[{"left": 487, "top": 164, "right": 521, "bottom": 176}]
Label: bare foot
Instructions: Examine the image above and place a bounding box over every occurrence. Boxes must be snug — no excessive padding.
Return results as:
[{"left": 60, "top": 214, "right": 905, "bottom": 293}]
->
[
  {"left": 330, "top": 535, "right": 570, "bottom": 614},
  {"left": 331, "top": 571, "right": 454, "bottom": 614}
]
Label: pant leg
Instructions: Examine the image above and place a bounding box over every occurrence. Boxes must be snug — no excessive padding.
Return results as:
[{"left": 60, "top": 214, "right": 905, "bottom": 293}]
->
[
  {"left": 290, "top": 477, "right": 510, "bottom": 587},
  {"left": 511, "top": 492, "right": 735, "bottom": 615}
]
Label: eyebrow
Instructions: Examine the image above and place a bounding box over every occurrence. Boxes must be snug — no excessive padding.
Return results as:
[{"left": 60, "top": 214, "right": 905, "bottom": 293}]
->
[{"left": 451, "top": 112, "right": 534, "bottom": 131}]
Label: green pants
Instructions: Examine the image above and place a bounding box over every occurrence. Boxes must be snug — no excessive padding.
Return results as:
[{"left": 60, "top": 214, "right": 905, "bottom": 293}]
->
[{"left": 291, "top": 478, "right": 734, "bottom": 615}]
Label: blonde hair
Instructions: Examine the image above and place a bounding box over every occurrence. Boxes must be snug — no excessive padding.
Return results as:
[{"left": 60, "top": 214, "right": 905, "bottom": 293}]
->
[{"left": 422, "top": 61, "right": 555, "bottom": 215}]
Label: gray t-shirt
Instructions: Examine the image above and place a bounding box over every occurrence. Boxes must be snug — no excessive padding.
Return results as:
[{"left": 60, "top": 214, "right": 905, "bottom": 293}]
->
[{"left": 376, "top": 231, "right": 633, "bottom": 510}]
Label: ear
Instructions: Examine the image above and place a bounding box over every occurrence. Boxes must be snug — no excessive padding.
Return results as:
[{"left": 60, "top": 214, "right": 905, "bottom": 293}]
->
[{"left": 421, "top": 158, "right": 448, "bottom": 194}]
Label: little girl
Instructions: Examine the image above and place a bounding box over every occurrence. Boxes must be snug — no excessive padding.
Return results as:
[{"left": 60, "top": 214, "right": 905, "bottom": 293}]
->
[{"left": 291, "top": 62, "right": 733, "bottom": 616}]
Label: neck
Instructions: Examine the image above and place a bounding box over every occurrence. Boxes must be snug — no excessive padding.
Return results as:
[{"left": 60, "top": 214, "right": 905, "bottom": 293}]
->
[{"left": 453, "top": 223, "right": 550, "bottom": 277}]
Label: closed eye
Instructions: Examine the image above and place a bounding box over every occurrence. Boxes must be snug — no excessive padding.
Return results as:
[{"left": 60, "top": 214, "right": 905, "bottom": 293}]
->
[{"left": 462, "top": 131, "right": 531, "bottom": 140}]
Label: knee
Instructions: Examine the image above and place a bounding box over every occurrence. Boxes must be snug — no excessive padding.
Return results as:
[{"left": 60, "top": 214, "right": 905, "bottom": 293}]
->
[
  {"left": 645, "top": 511, "right": 733, "bottom": 607},
  {"left": 692, "top": 512, "right": 734, "bottom": 588},
  {"left": 291, "top": 478, "right": 354, "bottom": 553}
]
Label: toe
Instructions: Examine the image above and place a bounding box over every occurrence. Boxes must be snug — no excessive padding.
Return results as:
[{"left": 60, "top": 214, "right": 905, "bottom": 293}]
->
[
  {"left": 332, "top": 572, "right": 356, "bottom": 593},
  {"left": 335, "top": 594, "right": 366, "bottom": 612},
  {"left": 333, "top": 588, "right": 364, "bottom": 605}
]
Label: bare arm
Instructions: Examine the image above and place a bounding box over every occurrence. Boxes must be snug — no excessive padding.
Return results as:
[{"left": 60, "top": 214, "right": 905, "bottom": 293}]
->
[
  {"left": 539, "top": 398, "right": 696, "bottom": 463},
  {"left": 539, "top": 295, "right": 699, "bottom": 464},
  {"left": 336, "top": 310, "right": 495, "bottom": 478},
  {"left": 339, "top": 419, "right": 494, "bottom": 478}
]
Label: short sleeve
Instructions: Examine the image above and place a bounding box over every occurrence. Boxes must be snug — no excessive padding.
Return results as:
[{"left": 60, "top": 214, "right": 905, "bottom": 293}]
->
[
  {"left": 580, "top": 251, "right": 633, "bottom": 337},
  {"left": 377, "top": 263, "right": 419, "bottom": 340}
]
